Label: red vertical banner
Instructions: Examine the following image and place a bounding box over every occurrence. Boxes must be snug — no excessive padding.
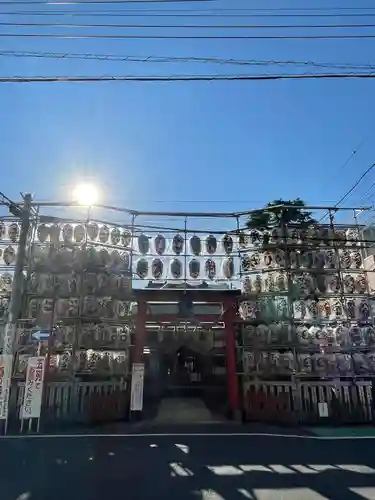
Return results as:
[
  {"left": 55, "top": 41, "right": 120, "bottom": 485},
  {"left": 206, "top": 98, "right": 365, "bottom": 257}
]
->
[{"left": 223, "top": 299, "right": 240, "bottom": 417}]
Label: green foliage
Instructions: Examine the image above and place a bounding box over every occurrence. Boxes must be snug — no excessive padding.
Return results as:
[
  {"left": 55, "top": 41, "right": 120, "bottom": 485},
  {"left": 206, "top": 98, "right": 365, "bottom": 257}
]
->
[{"left": 246, "top": 198, "right": 317, "bottom": 229}]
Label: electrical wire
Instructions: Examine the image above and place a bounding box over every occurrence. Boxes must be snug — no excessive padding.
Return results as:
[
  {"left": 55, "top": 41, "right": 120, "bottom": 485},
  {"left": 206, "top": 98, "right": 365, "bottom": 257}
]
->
[
  {"left": 3, "top": 32, "right": 375, "bottom": 39},
  {"left": 326, "top": 135, "right": 370, "bottom": 185},
  {"left": 5, "top": 21, "right": 375, "bottom": 29},
  {"left": 2, "top": 49, "right": 374, "bottom": 71},
  {"left": 328, "top": 135, "right": 373, "bottom": 207},
  {"left": 321, "top": 135, "right": 370, "bottom": 213},
  {"left": 0, "top": 0, "right": 212, "bottom": 4},
  {"left": 5, "top": 10, "right": 375, "bottom": 18},
  {"left": 360, "top": 182, "right": 375, "bottom": 202},
  {"left": 3, "top": 6, "right": 375, "bottom": 12},
  {"left": 1, "top": 72, "right": 375, "bottom": 82},
  {"left": 319, "top": 162, "right": 375, "bottom": 221}
]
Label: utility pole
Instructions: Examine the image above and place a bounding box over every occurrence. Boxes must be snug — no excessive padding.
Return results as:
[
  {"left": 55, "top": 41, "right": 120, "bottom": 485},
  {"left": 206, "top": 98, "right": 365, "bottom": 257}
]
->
[
  {"left": 0, "top": 193, "right": 32, "bottom": 432},
  {"left": 3, "top": 193, "right": 32, "bottom": 355}
]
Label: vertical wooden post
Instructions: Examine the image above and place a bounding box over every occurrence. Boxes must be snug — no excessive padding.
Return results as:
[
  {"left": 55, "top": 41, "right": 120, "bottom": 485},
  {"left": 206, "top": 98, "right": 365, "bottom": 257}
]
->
[
  {"left": 223, "top": 299, "right": 240, "bottom": 419},
  {"left": 130, "top": 299, "right": 147, "bottom": 420},
  {"left": 134, "top": 300, "right": 147, "bottom": 363}
]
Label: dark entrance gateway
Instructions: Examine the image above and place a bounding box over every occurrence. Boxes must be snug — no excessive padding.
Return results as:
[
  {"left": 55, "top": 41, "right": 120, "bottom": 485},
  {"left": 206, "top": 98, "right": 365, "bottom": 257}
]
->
[{"left": 132, "top": 281, "right": 241, "bottom": 421}]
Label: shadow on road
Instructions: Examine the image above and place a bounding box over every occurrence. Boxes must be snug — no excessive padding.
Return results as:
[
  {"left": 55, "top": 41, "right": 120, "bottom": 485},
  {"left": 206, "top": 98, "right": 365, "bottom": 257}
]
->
[{"left": 2, "top": 435, "right": 375, "bottom": 499}]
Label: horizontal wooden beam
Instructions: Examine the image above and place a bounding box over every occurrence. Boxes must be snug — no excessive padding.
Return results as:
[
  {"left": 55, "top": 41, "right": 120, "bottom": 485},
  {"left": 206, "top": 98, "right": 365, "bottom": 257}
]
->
[
  {"left": 133, "top": 288, "right": 240, "bottom": 303},
  {"left": 145, "top": 314, "right": 223, "bottom": 324}
]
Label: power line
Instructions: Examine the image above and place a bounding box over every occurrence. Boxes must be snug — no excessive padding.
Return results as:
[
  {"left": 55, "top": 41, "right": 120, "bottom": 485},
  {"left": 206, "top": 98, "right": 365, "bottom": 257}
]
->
[
  {"left": 3, "top": 6, "right": 375, "bottom": 12},
  {"left": 1, "top": 72, "right": 375, "bottom": 82},
  {"left": 3, "top": 32, "right": 375, "bottom": 39},
  {"left": 0, "top": 0, "right": 212, "bottom": 4},
  {"left": 2, "top": 49, "right": 374, "bottom": 71},
  {"left": 333, "top": 163, "right": 375, "bottom": 207},
  {"left": 321, "top": 135, "right": 370, "bottom": 213},
  {"left": 5, "top": 10, "right": 375, "bottom": 18},
  {"left": 328, "top": 135, "right": 370, "bottom": 182},
  {"left": 5, "top": 21, "right": 375, "bottom": 29},
  {"left": 359, "top": 181, "right": 375, "bottom": 202},
  {"left": 319, "top": 162, "right": 375, "bottom": 221}
]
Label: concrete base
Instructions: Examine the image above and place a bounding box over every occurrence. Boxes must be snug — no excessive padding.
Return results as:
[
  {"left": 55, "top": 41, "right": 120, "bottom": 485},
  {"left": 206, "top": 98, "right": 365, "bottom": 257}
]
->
[
  {"left": 129, "top": 411, "right": 143, "bottom": 422},
  {"left": 233, "top": 409, "right": 242, "bottom": 422}
]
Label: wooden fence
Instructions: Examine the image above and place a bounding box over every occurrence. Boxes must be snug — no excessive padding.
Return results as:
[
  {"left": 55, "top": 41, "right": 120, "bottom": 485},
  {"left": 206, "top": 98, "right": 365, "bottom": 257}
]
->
[
  {"left": 9, "top": 378, "right": 375, "bottom": 428},
  {"left": 14, "top": 379, "right": 129, "bottom": 424},
  {"left": 243, "top": 380, "right": 374, "bottom": 424}
]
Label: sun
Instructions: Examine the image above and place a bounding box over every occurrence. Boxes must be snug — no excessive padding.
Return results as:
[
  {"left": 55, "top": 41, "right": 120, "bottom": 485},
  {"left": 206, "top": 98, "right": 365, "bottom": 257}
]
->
[{"left": 72, "top": 183, "right": 98, "bottom": 206}]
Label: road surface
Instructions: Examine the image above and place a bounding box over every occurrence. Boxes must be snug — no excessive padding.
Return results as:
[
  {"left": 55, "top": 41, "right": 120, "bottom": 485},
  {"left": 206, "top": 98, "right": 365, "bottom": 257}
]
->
[{"left": 2, "top": 430, "right": 375, "bottom": 499}]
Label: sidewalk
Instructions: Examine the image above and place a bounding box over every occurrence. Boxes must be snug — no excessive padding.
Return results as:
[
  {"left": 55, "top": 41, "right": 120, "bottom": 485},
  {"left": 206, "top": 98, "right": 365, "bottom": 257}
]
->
[
  {"left": 307, "top": 426, "right": 375, "bottom": 437},
  {"left": 8, "top": 420, "right": 315, "bottom": 437}
]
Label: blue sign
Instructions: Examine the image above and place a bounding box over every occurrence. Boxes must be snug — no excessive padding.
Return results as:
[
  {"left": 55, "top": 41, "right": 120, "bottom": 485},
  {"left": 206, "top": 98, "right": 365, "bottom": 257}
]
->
[{"left": 32, "top": 329, "right": 51, "bottom": 342}]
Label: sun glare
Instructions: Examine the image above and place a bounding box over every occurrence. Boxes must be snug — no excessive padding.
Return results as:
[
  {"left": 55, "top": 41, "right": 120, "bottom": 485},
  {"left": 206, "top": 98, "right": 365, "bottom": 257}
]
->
[{"left": 72, "top": 183, "right": 98, "bottom": 206}]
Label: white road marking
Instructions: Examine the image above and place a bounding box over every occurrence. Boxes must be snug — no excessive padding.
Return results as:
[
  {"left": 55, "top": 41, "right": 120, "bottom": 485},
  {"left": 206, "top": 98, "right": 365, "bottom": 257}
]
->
[
  {"left": 206, "top": 464, "right": 375, "bottom": 475},
  {"left": 337, "top": 465, "right": 375, "bottom": 474},
  {"left": 268, "top": 465, "right": 296, "bottom": 474},
  {"left": 175, "top": 443, "right": 189, "bottom": 454},
  {"left": 291, "top": 465, "right": 319, "bottom": 474},
  {"left": 349, "top": 487, "right": 375, "bottom": 499},
  {"left": 16, "top": 494, "right": 31, "bottom": 500},
  {"left": 307, "top": 465, "right": 337, "bottom": 472},
  {"left": 199, "top": 489, "right": 226, "bottom": 500},
  {"left": 207, "top": 465, "right": 244, "bottom": 475},
  {"left": 169, "top": 462, "right": 193, "bottom": 476},
  {"left": 240, "top": 465, "right": 272, "bottom": 473},
  {"left": 237, "top": 489, "right": 254, "bottom": 499},
  {"left": 252, "top": 488, "right": 329, "bottom": 499}
]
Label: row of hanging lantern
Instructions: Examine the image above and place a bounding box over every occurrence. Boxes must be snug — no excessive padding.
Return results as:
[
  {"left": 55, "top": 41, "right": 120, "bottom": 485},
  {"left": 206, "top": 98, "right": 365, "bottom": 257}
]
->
[
  {"left": 3, "top": 221, "right": 364, "bottom": 249},
  {"left": 293, "top": 297, "right": 371, "bottom": 322},
  {"left": 27, "top": 296, "right": 130, "bottom": 320},
  {"left": 15, "top": 350, "right": 129, "bottom": 376},
  {"left": 239, "top": 296, "right": 371, "bottom": 322},
  {"left": 242, "top": 272, "right": 367, "bottom": 295},
  {"left": 18, "top": 323, "right": 131, "bottom": 350},
  {"left": 34, "top": 222, "right": 132, "bottom": 247},
  {"left": 135, "top": 257, "right": 234, "bottom": 280},
  {"left": 243, "top": 350, "right": 375, "bottom": 376},
  {"left": 0, "top": 222, "right": 364, "bottom": 248},
  {"left": 296, "top": 351, "right": 375, "bottom": 376},
  {"left": 137, "top": 233, "right": 234, "bottom": 256},
  {"left": 28, "top": 271, "right": 132, "bottom": 296},
  {"left": 30, "top": 253, "right": 236, "bottom": 281},
  {"left": 25, "top": 244, "right": 364, "bottom": 273},
  {"left": 239, "top": 227, "right": 361, "bottom": 248},
  {"left": 241, "top": 323, "right": 375, "bottom": 347},
  {"left": 241, "top": 248, "right": 363, "bottom": 271},
  {"left": 31, "top": 245, "right": 131, "bottom": 271},
  {"left": 32, "top": 222, "right": 237, "bottom": 255}
]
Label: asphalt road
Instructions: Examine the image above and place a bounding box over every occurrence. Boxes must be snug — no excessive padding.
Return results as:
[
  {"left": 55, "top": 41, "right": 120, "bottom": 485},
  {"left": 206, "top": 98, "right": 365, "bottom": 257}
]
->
[{"left": 2, "top": 431, "right": 375, "bottom": 500}]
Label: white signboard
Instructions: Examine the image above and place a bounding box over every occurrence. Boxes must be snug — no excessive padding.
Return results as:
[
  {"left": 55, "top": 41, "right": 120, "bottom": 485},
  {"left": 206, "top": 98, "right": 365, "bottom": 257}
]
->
[
  {"left": 0, "top": 355, "right": 13, "bottom": 420},
  {"left": 130, "top": 363, "right": 145, "bottom": 411},
  {"left": 318, "top": 402, "right": 329, "bottom": 418},
  {"left": 21, "top": 357, "right": 45, "bottom": 420}
]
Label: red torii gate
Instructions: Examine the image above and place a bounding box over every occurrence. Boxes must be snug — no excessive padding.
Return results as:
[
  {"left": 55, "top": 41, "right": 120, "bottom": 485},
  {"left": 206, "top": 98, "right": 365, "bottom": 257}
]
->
[{"left": 132, "top": 287, "right": 241, "bottom": 418}]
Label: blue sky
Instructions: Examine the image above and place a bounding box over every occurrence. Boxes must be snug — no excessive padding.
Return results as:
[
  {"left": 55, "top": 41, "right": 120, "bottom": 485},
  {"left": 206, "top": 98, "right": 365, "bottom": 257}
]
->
[{"left": 1, "top": 0, "right": 375, "bottom": 226}]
